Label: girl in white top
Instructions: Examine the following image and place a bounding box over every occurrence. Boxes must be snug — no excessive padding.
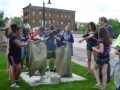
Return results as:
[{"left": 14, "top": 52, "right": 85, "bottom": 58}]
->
[{"left": 3, "top": 28, "right": 12, "bottom": 79}]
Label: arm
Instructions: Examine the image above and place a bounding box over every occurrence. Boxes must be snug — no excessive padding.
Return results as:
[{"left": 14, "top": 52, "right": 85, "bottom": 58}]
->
[
  {"left": 69, "top": 34, "right": 74, "bottom": 43},
  {"left": 53, "top": 35, "right": 60, "bottom": 41},
  {"left": 93, "top": 43, "right": 104, "bottom": 53},
  {"left": 13, "top": 39, "right": 28, "bottom": 47},
  {"left": 44, "top": 36, "right": 50, "bottom": 41},
  {"left": 78, "top": 34, "right": 94, "bottom": 43}
]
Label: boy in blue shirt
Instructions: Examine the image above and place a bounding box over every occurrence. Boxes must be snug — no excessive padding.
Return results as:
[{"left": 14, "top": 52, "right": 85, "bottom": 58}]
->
[{"left": 45, "top": 25, "right": 60, "bottom": 71}]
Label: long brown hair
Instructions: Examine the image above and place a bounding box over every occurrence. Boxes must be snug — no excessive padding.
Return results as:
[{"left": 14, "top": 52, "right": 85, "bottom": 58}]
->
[
  {"left": 5, "top": 28, "right": 12, "bottom": 38},
  {"left": 98, "top": 26, "right": 111, "bottom": 46},
  {"left": 65, "top": 25, "right": 71, "bottom": 34}
]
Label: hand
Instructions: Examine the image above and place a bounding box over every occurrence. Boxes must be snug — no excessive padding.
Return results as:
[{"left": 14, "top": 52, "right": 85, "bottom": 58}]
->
[
  {"left": 63, "top": 41, "right": 66, "bottom": 43},
  {"left": 53, "top": 35, "right": 56, "bottom": 38},
  {"left": 92, "top": 47, "right": 97, "bottom": 51},
  {"left": 27, "top": 39, "right": 30, "bottom": 44},
  {"left": 78, "top": 39, "right": 84, "bottom": 43}
]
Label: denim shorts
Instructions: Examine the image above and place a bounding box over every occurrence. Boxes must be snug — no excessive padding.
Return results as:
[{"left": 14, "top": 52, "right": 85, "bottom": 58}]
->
[
  {"left": 96, "top": 57, "right": 110, "bottom": 66},
  {"left": 86, "top": 47, "right": 93, "bottom": 51}
]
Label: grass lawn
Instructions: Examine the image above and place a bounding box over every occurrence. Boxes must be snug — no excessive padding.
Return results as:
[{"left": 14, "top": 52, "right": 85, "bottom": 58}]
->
[{"left": 0, "top": 52, "right": 116, "bottom": 90}]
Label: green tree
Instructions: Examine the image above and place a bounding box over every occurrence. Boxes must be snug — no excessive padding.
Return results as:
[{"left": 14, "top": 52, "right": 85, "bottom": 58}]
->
[
  {"left": 107, "top": 18, "right": 120, "bottom": 38},
  {"left": 0, "top": 10, "right": 9, "bottom": 27},
  {"left": 11, "top": 17, "right": 23, "bottom": 27}
]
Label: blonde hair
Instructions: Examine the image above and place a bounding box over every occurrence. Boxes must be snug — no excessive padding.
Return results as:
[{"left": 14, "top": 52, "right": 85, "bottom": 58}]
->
[{"left": 65, "top": 25, "right": 71, "bottom": 34}]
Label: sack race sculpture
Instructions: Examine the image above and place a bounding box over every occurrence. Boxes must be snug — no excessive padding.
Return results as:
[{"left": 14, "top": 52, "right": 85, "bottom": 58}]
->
[
  {"left": 56, "top": 44, "right": 72, "bottom": 77},
  {"left": 28, "top": 40, "right": 47, "bottom": 77}
]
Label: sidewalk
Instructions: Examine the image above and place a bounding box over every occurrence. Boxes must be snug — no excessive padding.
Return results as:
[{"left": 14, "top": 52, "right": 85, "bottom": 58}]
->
[{"left": 72, "top": 47, "right": 118, "bottom": 71}]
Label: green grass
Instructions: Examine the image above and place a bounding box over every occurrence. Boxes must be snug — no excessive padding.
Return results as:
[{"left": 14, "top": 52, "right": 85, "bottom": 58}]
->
[{"left": 0, "top": 52, "right": 116, "bottom": 90}]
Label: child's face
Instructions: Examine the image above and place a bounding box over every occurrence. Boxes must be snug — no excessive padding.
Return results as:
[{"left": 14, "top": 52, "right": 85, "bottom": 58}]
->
[
  {"left": 65, "top": 26, "right": 69, "bottom": 32},
  {"left": 50, "top": 30, "right": 53, "bottom": 33},
  {"left": 24, "top": 31, "right": 29, "bottom": 36},
  {"left": 16, "top": 30, "right": 21, "bottom": 36},
  {"left": 38, "top": 30, "right": 43, "bottom": 36}
]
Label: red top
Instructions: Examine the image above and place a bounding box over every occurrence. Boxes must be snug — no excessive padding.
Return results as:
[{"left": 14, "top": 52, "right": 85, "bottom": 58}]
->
[{"left": 30, "top": 34, "right": 37, "bottom": 40}]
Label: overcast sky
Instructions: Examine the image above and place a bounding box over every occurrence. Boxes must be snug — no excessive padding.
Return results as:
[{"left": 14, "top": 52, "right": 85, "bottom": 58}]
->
[{"left": 0, "top": 0, "right": 120, "bottom": 23}]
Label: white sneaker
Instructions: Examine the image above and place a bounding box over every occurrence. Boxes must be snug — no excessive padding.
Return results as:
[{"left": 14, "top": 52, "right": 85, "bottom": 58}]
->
[{"left": 11, "top": 83, "right": 20, "bottom": 88}]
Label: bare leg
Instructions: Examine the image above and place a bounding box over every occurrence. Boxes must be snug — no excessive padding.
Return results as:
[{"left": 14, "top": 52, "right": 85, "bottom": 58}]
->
[
  {"left": 93, "top": 63, "right": 100, "bottom": 84},
  {"left": 46, "top": 59, "right": 50, "bottom": 69},
  {"left": 14, "top": 64, "right": 21, "bottom": 80},
  {"left": 10, "top": 66, "right": 16, "bottom": 84},
  {"left": 102, "top": 64, "right": 108, "bottom": 89},
  {"left": 21, "top": 58, "right": 24, "bottom": 69},
  {"left": 93, "top": 50, "right": 97, "bottom": 62},
  {"left": 87, "top": 51, "right": 92, "bottom": 73},
  {"left": 26, "top": 57, "right": 29, "bottom": 68},
  {"left": 53, "top": 58, "right": 56, "bottom": 68}
]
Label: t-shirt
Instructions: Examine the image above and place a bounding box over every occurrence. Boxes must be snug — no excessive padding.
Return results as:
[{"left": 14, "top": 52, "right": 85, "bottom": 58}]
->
[
  {"left": 93, "top": 24, "right": 114, "bottom": 39},
  {"left": 97, "top": 38, "right": 110, "bottom": 58},
  {"left": 57, "top": 34, "right": 62, "bottom": 47},
  {"left": 36, "top": 35, "right": 45, "bottom": 40},
  {"left": 8, "top": 35, "right": 21, "bottom": 57},
  {"left": 3, "top": 36, "right": 8, "bottom": 44},
  {"left": 87, "top": 36, "right": 97, "bottom": 48},
  {"left": 20, "top": 34, "right": 30, "bottom": 52},
  {"left": 45, "top": 31, "right": 59, "bottom": 51},
  {"left": 31, "top": 34, "right": 37, "bottom": 40}
]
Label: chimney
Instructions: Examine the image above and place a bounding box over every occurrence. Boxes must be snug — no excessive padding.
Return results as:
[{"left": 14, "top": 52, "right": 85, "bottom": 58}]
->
[{"left": 29, "top": 3, "right": 31, "bottom": 6}]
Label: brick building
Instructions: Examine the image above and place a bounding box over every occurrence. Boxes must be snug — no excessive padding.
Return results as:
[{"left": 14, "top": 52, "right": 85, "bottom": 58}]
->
[{"left": 23, "top": 3, "right": 76, "bottom": 31}]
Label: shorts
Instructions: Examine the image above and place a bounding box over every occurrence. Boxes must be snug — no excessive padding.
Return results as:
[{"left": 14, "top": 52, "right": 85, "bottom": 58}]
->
[
  {"left": 86, "top": 47, "right": 93, "bottom": 51},
  {"left": 96, "top": 57, "right": 110, "bottom": 66},
  {"left": 47, "top": 50, "right": 56, "bottom": 59},
  {"left": 22, "top": 52, "right": 28, "bottom": 58},
  {"left": 8, "top": 55, "right": 21, "bottom": 66}
]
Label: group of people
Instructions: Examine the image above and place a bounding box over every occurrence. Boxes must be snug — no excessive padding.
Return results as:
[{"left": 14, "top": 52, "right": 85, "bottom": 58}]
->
[
  {"left": 3, "top": 16, "right": 120, "bottom": 90},
  {"left": 3, "top": 24, "right": 74, "bottom": 88},
  {"left": 78, "top": 16, "right": 118, "bottom": 90}
]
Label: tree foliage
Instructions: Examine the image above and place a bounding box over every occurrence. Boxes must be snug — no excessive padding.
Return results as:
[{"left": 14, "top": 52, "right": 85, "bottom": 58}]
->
[
  {"left": 11, "top": 17, "right": 23, "bottom": 27},
  {"left": 0, "top": 10, "right": 9, "bottom": 27}
]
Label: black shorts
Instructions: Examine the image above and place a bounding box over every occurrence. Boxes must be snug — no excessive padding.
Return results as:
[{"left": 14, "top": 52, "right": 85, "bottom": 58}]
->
[{"left": 8, "top": 55, "right": 21, "bottom": 66}]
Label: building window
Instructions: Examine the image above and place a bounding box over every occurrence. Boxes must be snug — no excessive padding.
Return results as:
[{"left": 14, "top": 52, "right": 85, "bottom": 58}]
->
[
  {"left": 72, "top": 22, "right": 73, "bottom": 25},
  {"left": 39, "top": 19, "right": 42, "bottom": 23},
  {"left": 32, "top": 11, "right": 35, "bottom": 16},
  {"left": 28, "top": 11, "right": 29, "bottom": 15},
  {"left": 45, "top": 20, "right": 47, "bottom": 25},
  {"left": 49, "top": 20, "right": 51, "bottom": 24},
  {"left": 61, "top": 14, "right": 63, "bottom": 18},
  {"left": 33, "top": 19, "right": 35, "bottom": 23},
  {"left": 68, "top": 21, "right": 70, "bottom": 25},
  {"left": 57, "top": 14, "right": 59, "bottom": 18},
  {"left": 53, "top": 20, "right": 55, "bottom": 23},
  {"left": 27, "top": 18, "right": 29, "bottom": 23},
  {"left": 45, "top": 13, "right": 47, "bottom": 17},
  {"left": 49, "top": 13, "right": 51, "bottom": 17},
  {"left": 68, "top": 15, "right": 70, "bottom": 18},
  {"left": 57, "top": 20, "right": 59, "bottom": 24},
  {"left": 65, "top": 15, "right": 67, "bottom": 18},
  {"left": 61, "top": 21, "right": 63, "bottom": 25},
  {"left": 39, "top": 12, "right": 42, "bottom": 16}
]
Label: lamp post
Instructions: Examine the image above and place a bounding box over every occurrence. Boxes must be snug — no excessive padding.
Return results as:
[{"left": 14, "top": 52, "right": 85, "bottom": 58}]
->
[{"left": 43, "top": 0, "right": 52, "bottom": 26}]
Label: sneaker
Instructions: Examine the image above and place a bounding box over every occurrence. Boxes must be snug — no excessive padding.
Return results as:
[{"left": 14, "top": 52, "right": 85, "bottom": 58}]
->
[
  {"left": 85, "top": 72, "right": 90, "bottom": 76},
  {"left": 11, "top": 83, "right": 20, "bottom": 88},
  {"left": 93, "top": 84, "right": 102, "bottom": 89},
  {"left": 46, "top": 67, "right": 50, "bottom": 71}
]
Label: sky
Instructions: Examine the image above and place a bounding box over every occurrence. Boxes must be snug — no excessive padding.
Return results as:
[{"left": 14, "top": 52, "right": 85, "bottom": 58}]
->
[{"left": 0, "top": 0, "right": 120, "bottom": 23}]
